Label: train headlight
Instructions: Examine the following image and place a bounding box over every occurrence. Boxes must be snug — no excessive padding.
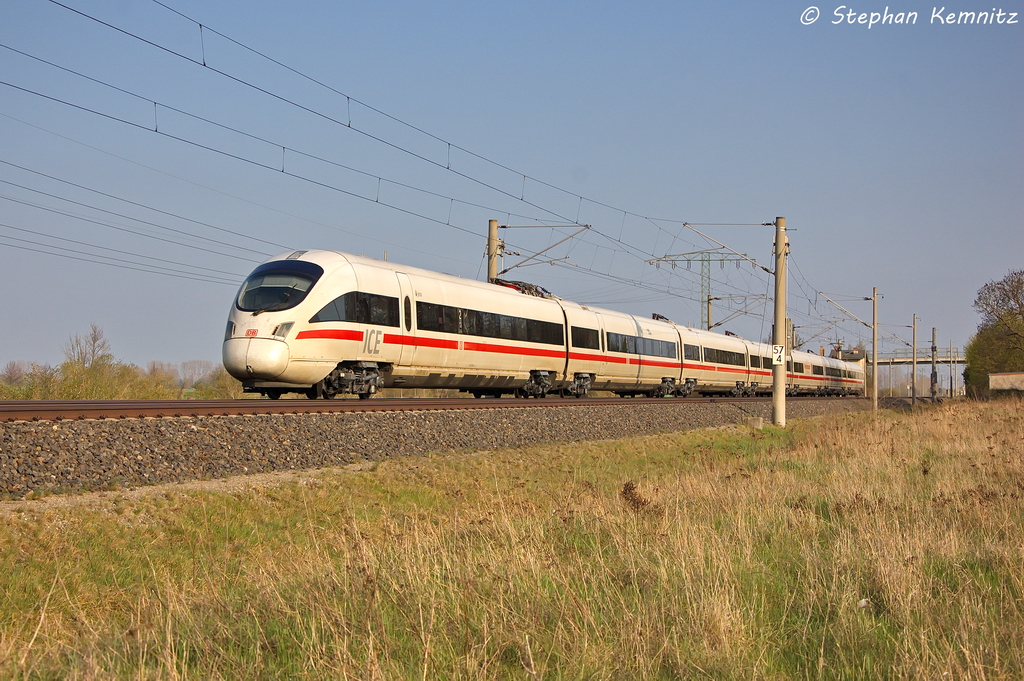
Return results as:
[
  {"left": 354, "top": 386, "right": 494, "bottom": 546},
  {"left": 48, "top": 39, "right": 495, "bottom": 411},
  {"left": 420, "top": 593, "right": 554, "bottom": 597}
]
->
[
  {"left": 225, "top": 321, "right": 236, "bottom": 340},
  {"left": 272, "top": 322, "right": 294, "bottom": 340}
]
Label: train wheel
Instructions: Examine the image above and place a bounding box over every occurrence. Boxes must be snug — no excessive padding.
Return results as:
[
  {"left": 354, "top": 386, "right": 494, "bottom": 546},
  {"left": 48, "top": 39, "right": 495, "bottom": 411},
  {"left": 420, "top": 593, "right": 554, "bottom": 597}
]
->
[
  {"left": 358, "top": 392, "right": 372, "bottom": 400},
  {"left": 266, "top": 390, "right": 282, "bottom": 400}
]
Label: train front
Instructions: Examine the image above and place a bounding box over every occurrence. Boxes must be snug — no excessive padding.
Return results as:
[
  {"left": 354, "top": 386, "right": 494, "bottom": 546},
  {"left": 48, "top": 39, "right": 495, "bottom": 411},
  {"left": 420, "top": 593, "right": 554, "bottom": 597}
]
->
[{"left": 222, "top": 253, "right": 331, "bottom": 394}]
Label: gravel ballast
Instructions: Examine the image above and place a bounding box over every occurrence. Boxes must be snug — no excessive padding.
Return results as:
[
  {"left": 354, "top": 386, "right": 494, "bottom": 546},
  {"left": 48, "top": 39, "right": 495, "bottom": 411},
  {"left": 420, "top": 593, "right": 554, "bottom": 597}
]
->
[{"left": 0, "top": 400, "right": 871, "bottom": 498}]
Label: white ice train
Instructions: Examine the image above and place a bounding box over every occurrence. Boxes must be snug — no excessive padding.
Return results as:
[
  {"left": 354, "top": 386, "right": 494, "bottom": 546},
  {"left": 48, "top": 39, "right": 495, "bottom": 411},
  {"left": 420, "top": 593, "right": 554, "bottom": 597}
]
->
[{"left": 222, "top": 249, "right": 866, "bottom": 399}]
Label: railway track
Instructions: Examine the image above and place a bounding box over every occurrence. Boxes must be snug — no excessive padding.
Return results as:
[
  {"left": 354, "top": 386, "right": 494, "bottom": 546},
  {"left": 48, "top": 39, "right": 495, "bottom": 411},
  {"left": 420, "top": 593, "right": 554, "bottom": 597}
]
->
[{"left": 0, "top": 395, "right": 816, "bottom": 423}]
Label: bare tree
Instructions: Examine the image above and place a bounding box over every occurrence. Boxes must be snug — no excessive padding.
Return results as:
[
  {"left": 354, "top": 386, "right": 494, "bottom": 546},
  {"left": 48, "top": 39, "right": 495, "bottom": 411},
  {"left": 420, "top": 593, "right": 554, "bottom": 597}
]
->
[
  {"left": 179, "top": 359, "right": 216, "bottom": 389},
  {"left": 62, "top": 324, "right": 113, "bottom": 368},
  {"left": 147, "top": 361, "right": 182, "bottom": 385},
  {"left": 1, "top": 360, "right": 28, "bottom": 386}
]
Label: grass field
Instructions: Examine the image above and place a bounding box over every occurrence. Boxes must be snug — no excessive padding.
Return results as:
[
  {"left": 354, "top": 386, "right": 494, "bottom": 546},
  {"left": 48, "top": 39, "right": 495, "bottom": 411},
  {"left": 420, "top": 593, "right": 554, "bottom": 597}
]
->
[{"left": 2, "top": 398, "right": 1022, "bottom": 679}]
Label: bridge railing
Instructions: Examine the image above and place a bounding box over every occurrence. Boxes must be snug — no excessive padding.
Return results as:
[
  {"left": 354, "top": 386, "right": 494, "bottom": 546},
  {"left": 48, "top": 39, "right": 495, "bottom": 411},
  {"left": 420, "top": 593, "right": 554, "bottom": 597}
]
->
[{"left": 878, "top": 347, "right": 962, "bottom": 362}]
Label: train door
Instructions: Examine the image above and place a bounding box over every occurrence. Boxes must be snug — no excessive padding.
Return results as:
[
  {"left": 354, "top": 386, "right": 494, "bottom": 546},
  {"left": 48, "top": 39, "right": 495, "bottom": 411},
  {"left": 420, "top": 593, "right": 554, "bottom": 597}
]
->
[
  {"left": 394, "top": 272, "right": 415, "bottom": 366},
  {"left": 588, "top": 310, "right": 608, "bottom": 378},
  {"left": 630, "top": 315, "right": 646, "bottom": 389}
]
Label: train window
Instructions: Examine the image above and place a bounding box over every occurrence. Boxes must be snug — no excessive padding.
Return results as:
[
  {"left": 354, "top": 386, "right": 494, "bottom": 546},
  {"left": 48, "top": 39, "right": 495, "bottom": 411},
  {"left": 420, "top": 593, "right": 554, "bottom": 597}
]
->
[
  {"left": 606, "top": 332, "right": 635, "bottom": 354},
  {"left": 461, "top": 309, "right": 480, "bottom": 336},
  {"left": 416, "top": 301, "right": 439, "bottom": 331},
  {"left": 787, "top": 360, "right": 793, "bottom": 372},
  {"left": 683, "top": 344, "right": 701, "bottom": 361},
  {"left": 310, "top": 292, "right": 400, "bottom": 327},
  {"left": 826, "top": 366, "right": 842, "bottom": 378},
  {"left": 527, "top": 319, "right": 563, "bottom": 345},
  {"left": 794, "top": 362, "right": 804, "bottom": 373},
  {"left": 604, "top": 332, "right": 676, "bottom": 358},
  {"left": 704, "top": 347, "right": 745, "bottom": 366},
  {"left": 813, "top": 365, "right": 824, "bottom": 375},
  {"left": 481, "top": 312, "right": 497, "bottom": 338},
  {"left": 404, "top": 297, "right": 412, "bottom": 332},
  {"left": 637, "top": 337, "right": 677, "bottom": 359},
  {"left": 310, "top": 297, "right": 343, "bottom": 323},
  {"left": 512, "top": 317, "right": 528, "bottom": 341},
  {"left": 750, "top": 355, "right": 760, "bottom": 369},
  {"left": 499, "top": 315, "right": 513, "bottom": 339},
  {"left": 415, "top": 301, "right": 563, "bottom": 345},
  {"left": 762, "top": 356, "right": 772, "bottom": 368},
  {"left": 442, "top": 307, "right": 458, "bottom": 333},
  {"left": 571, "top": 326, "right": 600, "bottom": 350},
  {"left": 236, "top": 260, "right": 324, "bottom": 313},
  {"left": 369, "top": 294, "right": 399, "bottom": 326}
]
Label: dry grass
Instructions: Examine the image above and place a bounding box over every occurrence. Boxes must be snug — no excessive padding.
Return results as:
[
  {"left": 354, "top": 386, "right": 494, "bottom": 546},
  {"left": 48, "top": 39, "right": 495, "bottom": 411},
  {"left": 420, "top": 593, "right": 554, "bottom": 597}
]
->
[{"left": 1, "top": 397, "right": 1023, "bottom": 678}]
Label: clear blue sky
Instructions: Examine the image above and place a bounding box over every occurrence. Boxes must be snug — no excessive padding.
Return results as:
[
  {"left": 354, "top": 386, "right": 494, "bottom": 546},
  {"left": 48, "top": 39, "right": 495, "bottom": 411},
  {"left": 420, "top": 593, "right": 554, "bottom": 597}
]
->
[{"left": 1, "top": 0, "right": 1020, "bottom": 367}]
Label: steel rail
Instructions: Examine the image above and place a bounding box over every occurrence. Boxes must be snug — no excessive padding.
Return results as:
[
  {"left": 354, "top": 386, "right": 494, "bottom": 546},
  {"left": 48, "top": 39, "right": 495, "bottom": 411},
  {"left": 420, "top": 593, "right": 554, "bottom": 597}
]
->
[{"left": 0, "top": 396, "right": 850, "bottom": 423}]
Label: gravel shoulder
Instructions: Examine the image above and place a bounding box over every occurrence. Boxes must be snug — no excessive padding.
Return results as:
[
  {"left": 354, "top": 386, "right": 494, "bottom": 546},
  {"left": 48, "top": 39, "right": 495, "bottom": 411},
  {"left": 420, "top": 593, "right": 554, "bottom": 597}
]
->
[{"left": 1, "top": 399, "right": 872, "bottom": 502}]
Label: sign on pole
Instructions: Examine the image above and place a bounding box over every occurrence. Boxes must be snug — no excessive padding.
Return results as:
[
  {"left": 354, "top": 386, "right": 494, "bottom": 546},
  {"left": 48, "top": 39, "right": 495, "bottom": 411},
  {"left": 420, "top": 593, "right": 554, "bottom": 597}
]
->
[{"left": 772, "top": 344, "right": 785, "bottom": 365}]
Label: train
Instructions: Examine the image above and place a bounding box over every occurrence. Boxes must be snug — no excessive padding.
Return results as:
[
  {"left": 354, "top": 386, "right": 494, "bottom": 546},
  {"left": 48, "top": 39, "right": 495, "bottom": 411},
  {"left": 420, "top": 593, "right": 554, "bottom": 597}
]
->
[{"left": 222, "top": 249, "right": 866, "bottom": 399}]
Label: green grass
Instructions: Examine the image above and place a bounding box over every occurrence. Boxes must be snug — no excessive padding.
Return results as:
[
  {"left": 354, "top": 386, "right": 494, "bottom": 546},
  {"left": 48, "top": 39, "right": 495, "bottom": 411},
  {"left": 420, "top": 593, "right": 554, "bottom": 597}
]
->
[{"left": 2, "top": 398, "right": 1024, "bottom": 678}]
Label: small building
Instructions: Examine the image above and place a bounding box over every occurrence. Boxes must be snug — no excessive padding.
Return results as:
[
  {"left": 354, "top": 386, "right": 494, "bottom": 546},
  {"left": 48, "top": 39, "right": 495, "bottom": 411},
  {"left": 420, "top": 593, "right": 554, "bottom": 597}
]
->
[{"left": 989, "top": 372, "right": 1024, "bottom": 392}]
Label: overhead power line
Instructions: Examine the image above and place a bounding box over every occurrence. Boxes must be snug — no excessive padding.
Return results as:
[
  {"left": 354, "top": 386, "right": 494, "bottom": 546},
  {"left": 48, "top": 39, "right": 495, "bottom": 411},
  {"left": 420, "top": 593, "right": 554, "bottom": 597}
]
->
[
  {"left": 0, "top": 221, "right": 246, "bottom": 278},
  {"left": 0, "top": 188, "right": 264, "bottom": 263},
  {"left": 0, "top": 111, "right": 477, "bottom": 265},
  {"left": 0, "top": 233, "right": 239, "bottom": 285},
  {"left": 43, "top": 1, "right": 763, "bottom": 254}
]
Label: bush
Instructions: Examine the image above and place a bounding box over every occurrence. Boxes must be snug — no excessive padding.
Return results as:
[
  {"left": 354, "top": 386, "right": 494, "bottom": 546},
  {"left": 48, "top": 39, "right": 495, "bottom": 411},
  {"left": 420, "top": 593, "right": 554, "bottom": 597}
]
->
[{"left": 0, "top": 325, "right": 229, "bottom": 400}]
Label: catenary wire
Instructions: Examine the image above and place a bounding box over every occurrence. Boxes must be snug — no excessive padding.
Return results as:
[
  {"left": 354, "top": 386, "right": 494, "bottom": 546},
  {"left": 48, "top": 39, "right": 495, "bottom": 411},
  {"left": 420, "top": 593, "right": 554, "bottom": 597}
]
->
[
  {"left": 0, "top": 234, "right": 239, "bottom": 285},
  {"left": 0, "top": 221, "right": 247, "bottom": 278}
]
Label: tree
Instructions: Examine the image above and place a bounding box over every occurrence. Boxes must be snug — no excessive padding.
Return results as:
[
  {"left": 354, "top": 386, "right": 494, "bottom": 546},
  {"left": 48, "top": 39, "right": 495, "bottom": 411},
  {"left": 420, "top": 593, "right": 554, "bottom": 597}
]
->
[
  {"left": 1, "top": 360, "right": 28, "bottom": 386},
  {"left": 974, "top": 270, "right": 1024, "bottom": 354},
  {"left": 964, "top": 270, "right": 1024, "bottom": 396},
  {"left": 179, "top": 359, "right": 216, "bottom": 389},
  {"left": 62, "top": 324, "right": 114, "bottom": 369}
]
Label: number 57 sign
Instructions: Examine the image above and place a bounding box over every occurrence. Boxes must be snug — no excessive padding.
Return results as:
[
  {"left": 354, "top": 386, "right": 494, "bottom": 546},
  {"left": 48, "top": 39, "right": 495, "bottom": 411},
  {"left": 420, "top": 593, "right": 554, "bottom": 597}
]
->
[{"left": 772, "top": 345, "right": 785, "bottom": 365}]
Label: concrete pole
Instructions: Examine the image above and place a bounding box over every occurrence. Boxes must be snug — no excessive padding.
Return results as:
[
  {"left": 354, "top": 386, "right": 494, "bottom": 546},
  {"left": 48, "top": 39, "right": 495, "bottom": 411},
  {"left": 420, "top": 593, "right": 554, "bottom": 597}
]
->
[
  {"left": 949, "top": 340, "right": 954, "bottom": 398},
  {"left": 872, "top": 287, "right": 878, "bottom": 412},
  {"left": 486, "top": 219, "right": 499, "bottom": 283},
  {"left": 707, "top": 296, "right": 713, "bottom": 331},
  {"left": 772, "top": 218, "right": 788, "bottom": 427},
  {"left": 912, "top": 314, "right": 917, "bottom": 408},
  {"left": 930, "top": 327, "right": 938, "bottom": 403}
]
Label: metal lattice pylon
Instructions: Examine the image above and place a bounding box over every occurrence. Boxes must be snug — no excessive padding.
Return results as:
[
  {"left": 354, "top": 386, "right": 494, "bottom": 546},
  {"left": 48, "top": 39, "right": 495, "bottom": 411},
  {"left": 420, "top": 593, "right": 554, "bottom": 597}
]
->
[{"left": 648, "top": 249, "right": 751, "bottom": 329}]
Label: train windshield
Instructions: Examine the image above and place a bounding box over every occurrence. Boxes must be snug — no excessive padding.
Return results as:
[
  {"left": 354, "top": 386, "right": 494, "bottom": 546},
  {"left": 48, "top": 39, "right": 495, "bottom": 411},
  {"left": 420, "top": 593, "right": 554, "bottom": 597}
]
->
[{"left": 235, "top": 260, "right": 324, "bottom": 313}]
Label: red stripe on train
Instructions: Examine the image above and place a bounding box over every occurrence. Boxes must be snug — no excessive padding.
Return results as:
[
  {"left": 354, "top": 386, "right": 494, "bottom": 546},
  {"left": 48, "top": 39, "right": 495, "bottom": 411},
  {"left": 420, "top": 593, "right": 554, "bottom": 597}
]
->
[
  {"left": 568, "top": 351, "right": 629, "bottom": 364},
  {"left": 463, "top": 340, "right": 565, "bottom": 358},
  {"left": 637, "top": 359, "right": 683, "bottom": 369},
  {"left": 383, "top": 334, "right": 458, "bottom": 349},
  {"left": 295, "top": 329, "right": 364, "bottom": 341}
]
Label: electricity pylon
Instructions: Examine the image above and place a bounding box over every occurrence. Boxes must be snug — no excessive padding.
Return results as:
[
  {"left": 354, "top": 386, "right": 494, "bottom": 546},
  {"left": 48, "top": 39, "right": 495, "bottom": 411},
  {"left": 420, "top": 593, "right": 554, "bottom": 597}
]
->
[{"left": 648, "top": 249, "right": 751, "bottom": 329}]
